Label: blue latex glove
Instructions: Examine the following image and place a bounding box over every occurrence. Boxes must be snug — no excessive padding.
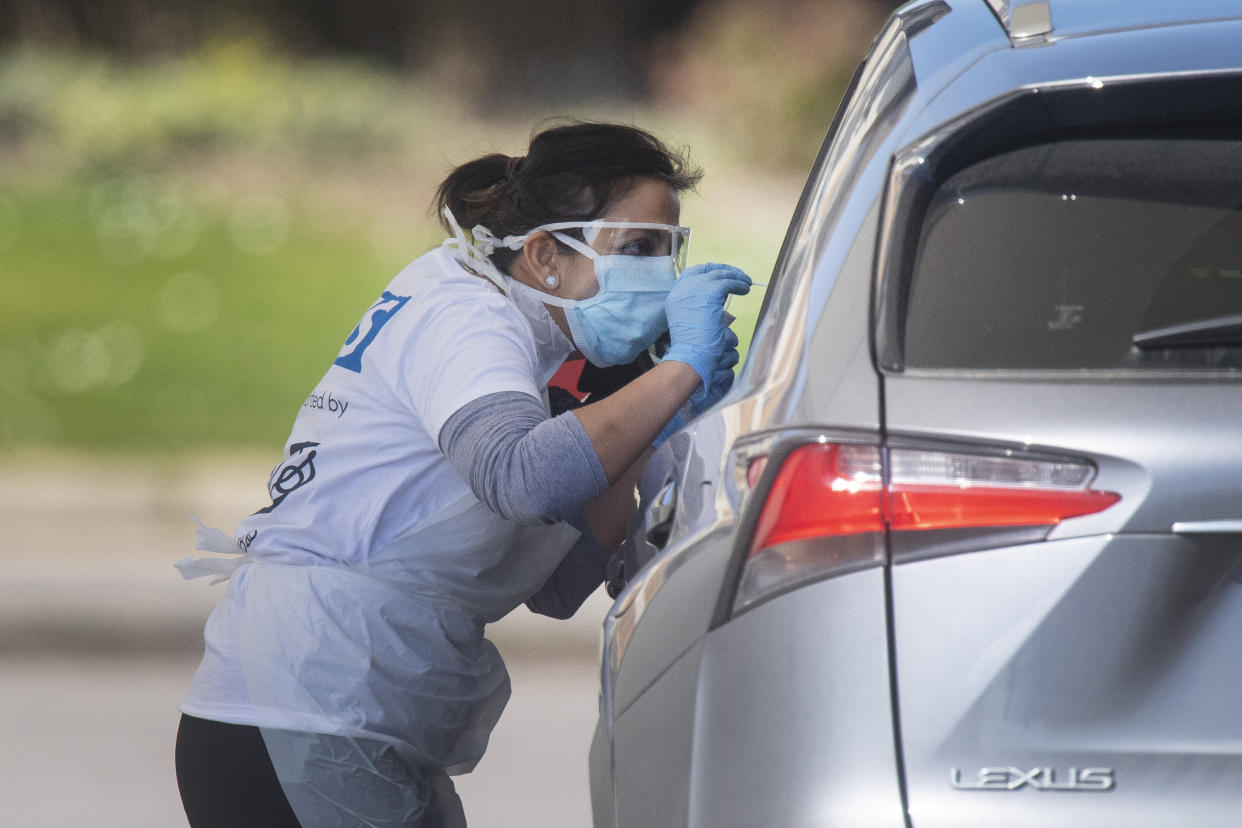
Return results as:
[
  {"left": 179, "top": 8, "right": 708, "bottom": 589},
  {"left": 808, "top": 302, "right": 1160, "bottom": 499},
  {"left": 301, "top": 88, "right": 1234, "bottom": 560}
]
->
[
  {"left": 653, "top": 325, "right": 741, "bottom": 448},
  {"left": 694, "top": 326, "right": 740, "bottom": 414},
  {"left": 662, "top": 262, "right": 751, "bottom": 393}
]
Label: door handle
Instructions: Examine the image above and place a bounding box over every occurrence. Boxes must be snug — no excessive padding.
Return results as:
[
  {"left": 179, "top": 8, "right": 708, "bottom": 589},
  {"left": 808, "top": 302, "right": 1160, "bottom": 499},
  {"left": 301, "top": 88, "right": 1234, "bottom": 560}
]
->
[
  {"left": 1172, "top": 520, "right": 1242, "bottom": 535},
  {"left": 643, "top": 481, "right": 677, "bottom": 548}
]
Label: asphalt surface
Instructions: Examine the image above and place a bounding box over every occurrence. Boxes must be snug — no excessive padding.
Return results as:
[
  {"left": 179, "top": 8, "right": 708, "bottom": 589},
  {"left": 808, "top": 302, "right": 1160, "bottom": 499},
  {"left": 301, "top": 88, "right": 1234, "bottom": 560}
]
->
[{"left": 0, "top": 452, "right": 609, "bottom": 827}]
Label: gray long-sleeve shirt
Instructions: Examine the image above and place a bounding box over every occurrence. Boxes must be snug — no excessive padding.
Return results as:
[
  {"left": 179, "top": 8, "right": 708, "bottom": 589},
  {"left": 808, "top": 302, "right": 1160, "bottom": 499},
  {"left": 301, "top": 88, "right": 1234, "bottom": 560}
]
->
[{"left": 439, "top": 390, "right": 612, "bottom": 618}]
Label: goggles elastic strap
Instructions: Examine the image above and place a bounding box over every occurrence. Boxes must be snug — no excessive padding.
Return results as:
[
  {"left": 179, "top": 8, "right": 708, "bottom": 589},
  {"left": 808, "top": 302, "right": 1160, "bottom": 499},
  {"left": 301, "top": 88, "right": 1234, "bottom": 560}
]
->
[{"left": 549, "top": 231, "right": 600, "bottom": 261}]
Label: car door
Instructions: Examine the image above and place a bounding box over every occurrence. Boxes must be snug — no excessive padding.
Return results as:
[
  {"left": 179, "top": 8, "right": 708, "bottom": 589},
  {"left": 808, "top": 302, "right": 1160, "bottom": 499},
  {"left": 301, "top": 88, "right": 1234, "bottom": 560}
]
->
[{"left": 878, "top": 78, "right": 1242, "bottom": 827}]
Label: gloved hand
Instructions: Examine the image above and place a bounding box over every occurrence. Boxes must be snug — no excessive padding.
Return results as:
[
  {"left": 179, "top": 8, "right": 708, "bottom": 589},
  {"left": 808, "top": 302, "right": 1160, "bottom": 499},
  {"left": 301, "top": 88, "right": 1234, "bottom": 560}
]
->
[
  {"left": 692, "top": 326, "right": 740, "bottom": 414},
  {"left": 653, "top": 317, "right": 742, "bottom": 449},
  {"left": 662, "top": 262, "right": 751, "bottom": 393}
]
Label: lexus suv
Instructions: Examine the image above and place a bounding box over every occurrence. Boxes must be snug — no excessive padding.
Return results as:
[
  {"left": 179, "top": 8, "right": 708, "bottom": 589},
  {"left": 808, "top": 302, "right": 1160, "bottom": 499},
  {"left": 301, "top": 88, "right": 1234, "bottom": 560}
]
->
[{"left": 589, "top": 1, "right": 1242, "bottom": 826}]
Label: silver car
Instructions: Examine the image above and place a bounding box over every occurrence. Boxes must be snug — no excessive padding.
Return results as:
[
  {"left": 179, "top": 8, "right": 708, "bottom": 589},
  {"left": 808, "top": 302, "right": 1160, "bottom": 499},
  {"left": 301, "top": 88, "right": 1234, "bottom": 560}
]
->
[{"left": 589, "top": 1, "right": 1242, "bottom": 826}]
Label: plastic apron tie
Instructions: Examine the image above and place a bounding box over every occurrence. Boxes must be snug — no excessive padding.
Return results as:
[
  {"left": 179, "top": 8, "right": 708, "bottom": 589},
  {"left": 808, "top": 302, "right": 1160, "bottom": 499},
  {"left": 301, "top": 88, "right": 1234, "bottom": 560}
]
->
[{"left": 174, "top": 515, "right": 250, "bottom": 585}]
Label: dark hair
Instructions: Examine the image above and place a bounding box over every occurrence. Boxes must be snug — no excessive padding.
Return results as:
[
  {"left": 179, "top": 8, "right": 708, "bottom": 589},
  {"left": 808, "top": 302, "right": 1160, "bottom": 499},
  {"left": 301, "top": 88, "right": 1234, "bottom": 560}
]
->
[{"left": 434, "top": 121, "right": 702, "bottom": 272}]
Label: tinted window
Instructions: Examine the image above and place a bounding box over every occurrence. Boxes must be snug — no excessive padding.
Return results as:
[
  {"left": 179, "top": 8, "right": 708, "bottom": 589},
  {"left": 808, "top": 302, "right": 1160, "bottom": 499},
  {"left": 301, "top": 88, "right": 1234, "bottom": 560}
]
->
[{"left": 903, "top": 138, "right": 1242, "bottom": 371}]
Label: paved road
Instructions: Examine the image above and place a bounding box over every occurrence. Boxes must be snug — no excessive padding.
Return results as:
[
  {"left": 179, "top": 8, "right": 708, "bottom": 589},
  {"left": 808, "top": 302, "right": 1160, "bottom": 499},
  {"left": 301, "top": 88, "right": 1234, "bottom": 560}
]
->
[{"left": 0, "top": 453, "right": 609, "bottom": 827}]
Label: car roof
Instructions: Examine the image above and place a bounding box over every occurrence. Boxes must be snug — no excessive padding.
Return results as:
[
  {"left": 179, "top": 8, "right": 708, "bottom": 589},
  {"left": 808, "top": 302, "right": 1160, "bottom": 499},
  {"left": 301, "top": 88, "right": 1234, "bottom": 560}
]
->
[
  {"left": 985, "top": 0, "right": 1242, "bottom": 42},
  {"left": 893, "top": 0, "right": 1242, "bottom": 145}
]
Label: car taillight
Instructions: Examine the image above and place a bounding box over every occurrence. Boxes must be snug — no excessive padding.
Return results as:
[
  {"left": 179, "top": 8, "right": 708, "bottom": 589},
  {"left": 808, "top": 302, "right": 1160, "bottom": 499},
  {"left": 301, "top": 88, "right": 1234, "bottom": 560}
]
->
[
  {"left": 738, "top": 443, "right": 886, "bottom": 612},
  {"left": 887, "top": 448, "right": 1121, "bottom": 531},
  {"left": 748, "top": 443, "right": 885, "bottom": 553},
  {"left": 734, "top": 441, "right": 1120, "bottom": 612}
]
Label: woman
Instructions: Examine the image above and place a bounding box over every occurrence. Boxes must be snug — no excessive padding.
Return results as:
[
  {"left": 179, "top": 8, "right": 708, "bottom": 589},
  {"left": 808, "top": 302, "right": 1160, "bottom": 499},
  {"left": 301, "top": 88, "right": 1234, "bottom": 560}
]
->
[{"left": 174, "top": 121, "right": 750, "bottom": 827}]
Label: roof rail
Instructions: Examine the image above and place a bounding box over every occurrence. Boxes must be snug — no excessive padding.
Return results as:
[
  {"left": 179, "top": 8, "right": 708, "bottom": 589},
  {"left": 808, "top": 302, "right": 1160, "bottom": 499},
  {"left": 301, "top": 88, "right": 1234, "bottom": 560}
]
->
[{"left": 984, "top": 0, "right": 1053, "bottom": 41}]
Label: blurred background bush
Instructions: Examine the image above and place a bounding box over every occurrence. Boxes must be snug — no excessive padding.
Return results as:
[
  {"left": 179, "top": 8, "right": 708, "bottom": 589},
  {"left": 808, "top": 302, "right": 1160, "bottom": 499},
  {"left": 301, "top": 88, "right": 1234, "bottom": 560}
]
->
[{"left": 0, "top": 0, "right": 901, "bottom": 454}]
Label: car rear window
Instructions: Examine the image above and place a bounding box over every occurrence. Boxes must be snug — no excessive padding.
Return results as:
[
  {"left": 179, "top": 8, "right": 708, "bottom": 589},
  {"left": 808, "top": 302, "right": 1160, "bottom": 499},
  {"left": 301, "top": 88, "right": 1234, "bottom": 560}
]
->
[{"left": 902, "top": 138, "right": 1242, "bottom": 371}]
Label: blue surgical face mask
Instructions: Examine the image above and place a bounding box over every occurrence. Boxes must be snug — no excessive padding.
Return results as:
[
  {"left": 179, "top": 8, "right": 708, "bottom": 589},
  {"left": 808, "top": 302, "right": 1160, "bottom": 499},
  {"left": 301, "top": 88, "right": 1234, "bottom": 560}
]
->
[
  {"left": 564, "top": 254, "right": 676, "bottom": 366},
  {"left": 504, "top": 252, "right": 675, "bottom": 366},
  {"left": 552, "top": 227, "right": 682, "bottom": 366},
  {"left": 502, "top": 223, "right": 685, "bottom": 366}
]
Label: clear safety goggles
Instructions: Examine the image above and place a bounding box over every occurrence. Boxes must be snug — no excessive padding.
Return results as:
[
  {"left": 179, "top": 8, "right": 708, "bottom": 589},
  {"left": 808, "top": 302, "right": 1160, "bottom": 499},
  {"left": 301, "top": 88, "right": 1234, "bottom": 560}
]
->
[{"left": 498, "top": 221, "right": 691, "bottom": 273}]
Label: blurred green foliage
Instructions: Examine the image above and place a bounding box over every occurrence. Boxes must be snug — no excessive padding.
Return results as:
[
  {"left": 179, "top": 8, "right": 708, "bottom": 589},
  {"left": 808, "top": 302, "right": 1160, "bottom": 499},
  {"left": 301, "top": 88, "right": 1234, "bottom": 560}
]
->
[
  {"left": 0, "top": 40, "right": 445, "bottom": 172},
  {"left": 0, "top": 179, "right": 416, "bottom": 449},
  {"left": 0, "top": 0, "right": 883, "bottom": 452}
]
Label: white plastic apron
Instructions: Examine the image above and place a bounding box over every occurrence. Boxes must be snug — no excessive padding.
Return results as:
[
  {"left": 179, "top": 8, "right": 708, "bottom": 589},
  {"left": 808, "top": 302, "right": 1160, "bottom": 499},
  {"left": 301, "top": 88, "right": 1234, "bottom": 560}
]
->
[{"left": 178, "top": 491, "right": 580, "bottom": 826}]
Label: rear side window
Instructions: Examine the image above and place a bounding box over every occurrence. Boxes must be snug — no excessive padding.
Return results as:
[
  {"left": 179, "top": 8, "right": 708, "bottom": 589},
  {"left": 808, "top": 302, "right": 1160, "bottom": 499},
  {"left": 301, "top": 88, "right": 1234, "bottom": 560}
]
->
[{"left": 903, "top": 138, "right": 1242, "bottom": 371}]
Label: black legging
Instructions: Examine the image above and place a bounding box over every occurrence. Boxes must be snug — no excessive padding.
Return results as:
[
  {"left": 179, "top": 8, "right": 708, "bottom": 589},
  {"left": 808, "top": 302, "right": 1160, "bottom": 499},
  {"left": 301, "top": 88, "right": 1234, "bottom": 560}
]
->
[{"left": 175, "top": 713, "right": 302, "bottom": 827}]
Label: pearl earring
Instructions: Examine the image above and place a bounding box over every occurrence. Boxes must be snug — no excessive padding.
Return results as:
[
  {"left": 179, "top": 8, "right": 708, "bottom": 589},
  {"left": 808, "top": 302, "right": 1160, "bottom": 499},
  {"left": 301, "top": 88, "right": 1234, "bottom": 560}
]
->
[{"left": 544, "top": 273, "right": 559, "bottom": 288}]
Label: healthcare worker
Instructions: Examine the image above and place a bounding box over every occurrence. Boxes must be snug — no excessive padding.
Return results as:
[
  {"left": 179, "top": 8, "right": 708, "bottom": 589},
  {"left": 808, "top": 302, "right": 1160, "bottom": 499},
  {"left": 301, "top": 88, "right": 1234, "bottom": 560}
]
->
[{"left": 173, "top": 121, "right": 749, "bottom": 827}]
